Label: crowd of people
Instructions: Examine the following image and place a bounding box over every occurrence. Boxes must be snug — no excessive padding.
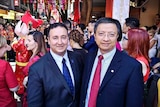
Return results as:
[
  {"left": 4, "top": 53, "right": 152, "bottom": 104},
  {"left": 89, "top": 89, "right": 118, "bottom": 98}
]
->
[{"left": 1, "top": 14, "right": 160, "bottom": 107}]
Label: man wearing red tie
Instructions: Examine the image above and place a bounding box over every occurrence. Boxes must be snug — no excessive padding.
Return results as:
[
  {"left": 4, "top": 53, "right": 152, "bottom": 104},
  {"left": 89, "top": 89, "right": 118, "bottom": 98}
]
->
[{"left": 80, "top": 17, "right": 144, "bottom": 107}]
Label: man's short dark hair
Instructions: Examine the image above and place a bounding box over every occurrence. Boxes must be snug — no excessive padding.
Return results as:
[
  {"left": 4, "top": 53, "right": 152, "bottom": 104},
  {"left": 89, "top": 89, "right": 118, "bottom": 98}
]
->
[
  {"left": 63, "top": 20, "right": 72, "bottom": 29},
  {"left": 94, "top": 17, "right": 122, "bottom": 39},
  {"left": 89, "top": 20, "right": 96, "bottom": 24},
  {"left": 125, "top": 17, "right": 140, "bottom": 28},
  {"left": 77, "top": 23, "right": 86, "bottom": 31},
  {"left": 48, "top": 23, "right": 68, "bottom": 36}
]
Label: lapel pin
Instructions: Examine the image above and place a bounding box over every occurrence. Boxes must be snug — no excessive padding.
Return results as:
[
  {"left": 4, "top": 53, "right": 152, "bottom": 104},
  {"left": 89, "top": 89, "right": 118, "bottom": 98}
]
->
[
  {"left": 71, "top": 59, "right": 74, "bottom": 63},
  {"left": 111, "top": 70, "right": 114, "bottom": 73}
]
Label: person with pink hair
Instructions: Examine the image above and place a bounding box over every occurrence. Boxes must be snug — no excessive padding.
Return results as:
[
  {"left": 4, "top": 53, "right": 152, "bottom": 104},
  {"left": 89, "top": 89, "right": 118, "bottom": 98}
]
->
[{"left": 122, "top": 28, "right": 150, "bottom": 82}]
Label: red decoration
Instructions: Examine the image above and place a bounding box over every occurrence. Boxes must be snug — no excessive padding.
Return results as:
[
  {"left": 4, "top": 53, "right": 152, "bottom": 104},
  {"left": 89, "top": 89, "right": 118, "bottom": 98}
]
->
[
  {"left": 21, "top": 11, "right": 43, "bottom": 28},
  {"left": 21, "top": 11, "right": 33, "bottom": 25},
  {"left": 105, "top": 0, "right": 113, "bottom": 18},
  {"left": 73, "top": 0, "right": 80, "bottom": 23},
  {"left": 32, "top": 19, "right": 43, "bottom": 28}
]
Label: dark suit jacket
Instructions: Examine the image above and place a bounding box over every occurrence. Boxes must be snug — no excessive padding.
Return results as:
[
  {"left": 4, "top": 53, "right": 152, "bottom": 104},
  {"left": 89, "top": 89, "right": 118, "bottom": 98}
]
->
[
  {"left": 80, "top": 50, "right": 144, "bottom": 107},
  {"left": 27, "top": 51, "right": 83, "bottom": 107},
  {"left": 83, "top": 36, "right": 98, "bottom": 52}
]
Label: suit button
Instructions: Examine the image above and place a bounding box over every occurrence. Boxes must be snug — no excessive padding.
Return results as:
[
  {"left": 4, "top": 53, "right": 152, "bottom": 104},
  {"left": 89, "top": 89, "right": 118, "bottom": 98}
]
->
[
  {"left": 83, "top": 100, "right": 85, "bottom": 103},
  {"left": 99, "top": 93, "right": 101, "bottom": 96}
]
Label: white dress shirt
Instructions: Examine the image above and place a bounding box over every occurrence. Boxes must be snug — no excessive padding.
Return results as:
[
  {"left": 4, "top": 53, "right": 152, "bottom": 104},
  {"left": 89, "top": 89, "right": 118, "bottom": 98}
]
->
[{"left": 50, "top": 50, "right": 75, "bottom": 86}]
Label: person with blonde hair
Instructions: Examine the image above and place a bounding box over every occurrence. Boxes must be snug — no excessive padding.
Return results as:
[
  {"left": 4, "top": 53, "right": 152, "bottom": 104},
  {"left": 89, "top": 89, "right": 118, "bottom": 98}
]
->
[{"left": 0, "top": 35, "right": 19, "bottom": 107}]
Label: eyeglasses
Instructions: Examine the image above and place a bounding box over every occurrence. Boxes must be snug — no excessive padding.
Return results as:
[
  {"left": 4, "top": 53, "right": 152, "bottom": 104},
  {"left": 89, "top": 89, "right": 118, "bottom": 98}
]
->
[
  {"left": 123, "top": 36, "right": 128, "bottom": 40},
  {"left": 97, "top": 32, "right": 117, "bottom": 38}
]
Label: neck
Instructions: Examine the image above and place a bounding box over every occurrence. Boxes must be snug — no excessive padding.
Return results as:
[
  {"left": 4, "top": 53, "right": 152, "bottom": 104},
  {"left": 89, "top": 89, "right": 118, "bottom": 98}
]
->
[
  {"left": 31, "top": 48, "right": 38, "bottom": 58},
  {"left": 72, "top": 42, "right": 82, "bottom": 49}
]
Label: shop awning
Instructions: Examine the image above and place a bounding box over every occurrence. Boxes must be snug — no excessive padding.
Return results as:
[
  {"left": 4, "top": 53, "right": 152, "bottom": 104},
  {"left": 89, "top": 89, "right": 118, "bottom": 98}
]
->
[
  {"left": 0, "top": 9, "right": 8, "bottom": 15},
  {"left": 0, "top": 10, "right": 15, "bottom": 20}
]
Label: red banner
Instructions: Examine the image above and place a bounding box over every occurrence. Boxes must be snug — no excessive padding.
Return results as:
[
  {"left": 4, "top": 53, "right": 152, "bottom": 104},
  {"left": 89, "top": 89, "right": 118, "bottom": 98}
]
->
[
  {"left": 73, "top": 0, "right": 80, "bottom": 23},
  {"left": 105, "top": 0, "right": 113, "bottom": 18}
]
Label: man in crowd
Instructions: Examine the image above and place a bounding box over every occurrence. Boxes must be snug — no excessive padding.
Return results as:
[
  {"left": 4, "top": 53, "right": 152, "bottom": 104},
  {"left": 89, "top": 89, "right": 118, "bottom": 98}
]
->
[
  {"left": 80, "top": 17, "right": 144, "bottom": 107},
  {"left": 27, "top": 23, "right": 83, "bottom": 107}
]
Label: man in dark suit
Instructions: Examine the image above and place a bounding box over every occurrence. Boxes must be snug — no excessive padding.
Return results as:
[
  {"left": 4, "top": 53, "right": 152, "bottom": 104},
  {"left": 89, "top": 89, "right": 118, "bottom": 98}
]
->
[
  {"left": 83, "top": 20, "right": 98, "bottom": 52},
  {"left": 79, "top": 17, "right": 144, "bottom": 107},
  {"left": 27, "top": 23, "right": 83, "bottom": 107},
  {"left": 122, "top": 17, "right": 140, "bottom": 34}
]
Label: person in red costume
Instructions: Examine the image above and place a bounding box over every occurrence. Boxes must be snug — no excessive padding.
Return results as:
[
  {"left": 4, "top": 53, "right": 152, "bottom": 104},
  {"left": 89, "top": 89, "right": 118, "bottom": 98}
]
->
[{"left": 12, "top": 11, "right": 43, "bottom": 96}]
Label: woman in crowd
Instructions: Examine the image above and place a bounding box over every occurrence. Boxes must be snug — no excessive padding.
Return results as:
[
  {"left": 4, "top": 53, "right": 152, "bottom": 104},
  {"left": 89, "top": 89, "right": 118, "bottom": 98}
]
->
[
  {"left": 68, "top": 30, "right": 87, "bottom": 63},
  {"left": 22, "top": 31, "right": 47, "bottom": 107},
  {"left": 0, "top": 35, "right": 19, "bottom": 107},
  {"left": 122, "top": 28, "right": 150, "bottom": 83}
]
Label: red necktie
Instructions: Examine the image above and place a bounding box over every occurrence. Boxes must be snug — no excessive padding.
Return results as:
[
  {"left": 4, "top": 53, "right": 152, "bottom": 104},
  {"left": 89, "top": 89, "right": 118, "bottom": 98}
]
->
[{"left": 88, "top": 55, "right": 104, "bottom": 107}]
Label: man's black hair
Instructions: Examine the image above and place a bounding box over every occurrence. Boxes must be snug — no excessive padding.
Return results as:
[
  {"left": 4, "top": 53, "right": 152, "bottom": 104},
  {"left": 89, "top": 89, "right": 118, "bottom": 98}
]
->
[{"left": 125, "top": 17, "right": 140, "bottom": 28}]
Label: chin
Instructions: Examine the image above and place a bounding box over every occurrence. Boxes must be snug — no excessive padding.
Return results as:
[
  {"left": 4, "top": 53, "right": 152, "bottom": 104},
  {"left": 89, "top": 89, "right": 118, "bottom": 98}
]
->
[
  {"left": 56, "top": 50, "right": 66, "bottom": 55},
  {"left": 57, "top": 52, "right": 66, "bottom": 56},
  {"left": 100, "top": 46, "right": 109, "bottom": 50}
]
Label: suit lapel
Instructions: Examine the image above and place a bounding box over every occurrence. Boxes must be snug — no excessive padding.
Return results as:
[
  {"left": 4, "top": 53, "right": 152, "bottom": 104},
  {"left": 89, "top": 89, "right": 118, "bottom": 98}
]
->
[
  {"left": 68, "top": 51, "right": 77, "bottom": 95},
  {"left": 84, "top": 51, "right": 97, "bottom": 91},
  {"left": 99, "top": 50, "right": 122, "bottom": 92},
  {"left": 46, "top": 52, "right": 71, "bottom": 95}
]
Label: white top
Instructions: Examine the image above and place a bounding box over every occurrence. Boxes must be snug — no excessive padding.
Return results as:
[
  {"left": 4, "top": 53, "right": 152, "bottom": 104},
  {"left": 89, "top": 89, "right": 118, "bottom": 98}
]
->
[
  {"left": 155, "top": 33, "right": 160, "bottom": 49},
  {"left": 85, "top": 47, "right": 116, "bottom": 107},
  {"left": 50, "top": 50, "right": 75, "bottom": 86},
  {"left": 149, "top": 37, "right": 157, "bottom": 58}
]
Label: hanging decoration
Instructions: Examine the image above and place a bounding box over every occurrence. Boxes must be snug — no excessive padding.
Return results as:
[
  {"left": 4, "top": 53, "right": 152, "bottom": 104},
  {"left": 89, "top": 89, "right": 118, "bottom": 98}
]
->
[
  {"left": 33, "top": 0, "right": 37, "bottom": 11},
  {"left": 51, "top": 8, "right": 60, "bottom": 22},
  {"left": 48, "top": 0, "right": 60, "bottom": 22},
  {"left": 68, "top": 0, "right": 74, "bottom": 20},
  {"left": 37, "top": 0, "right": 45, "bottom": 18},
  {"left": 105, "top": 0, "right": 130, "bottom": 27},
  {"left": 105, "top": 0, "right": 113, "bottom": 18},
  {"left": 23, "top": 0, "right": 27, "bottom": 5},
  {"left": 23, "top": 0, "right": 78, "bottom": 22},
  {"left": 59, "top": 0, "right": 66, "bottom": 11},
  {"left": 73, "top": 0, "right": 80, "bottom": 23}
]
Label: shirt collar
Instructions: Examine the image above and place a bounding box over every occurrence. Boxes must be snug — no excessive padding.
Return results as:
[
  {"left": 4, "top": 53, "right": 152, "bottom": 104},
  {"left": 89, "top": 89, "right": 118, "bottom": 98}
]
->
[
  {"left": 97, "top": 47, "right": 116, "bottom": 61},
  {"left": 50, "top": 49, "right": 68, "bottom": 62}
]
